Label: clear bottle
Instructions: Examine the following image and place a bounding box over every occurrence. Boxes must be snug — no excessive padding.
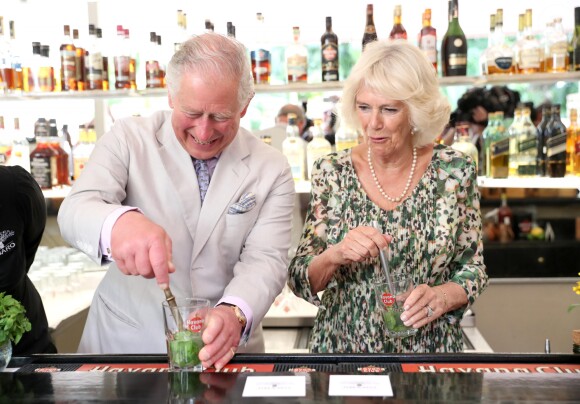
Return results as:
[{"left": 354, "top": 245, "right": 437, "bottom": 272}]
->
[
  {"left": 570, "top": 7, "right": 580, "bottom": 72},
  {"left": 250, "top": 13, "right": 271, "bottom": 85},
  {"left": 48, "top": 118, "right": 70, "bottom": 187},
  {"left": 441, "top": 0, "right": 467, "bottom": 77},
  {"left": 85, "top": 24, "right": 104, "bottom": 90},
  {"left": 60, "top": 25, "right": 77, "bottom": 91},
  {"left": 96, "top": 28, "right": 109, "bottom": 91},
  {"left": 8, "top": 20, "right": 22, "bottom": 92},
  {"left": 545, "top": 17, "right": 569, "bottom": 73},
  {"left": 0, "top": 17, "right": 10, "bottom": 93},
  {"left": 544, "top": 104, "right": 567, "bottom": 177},
  {"left": 72, "top": 28, "right": 86, "bottom": 91},
  {"left": 489, "top": 111, "right": 510, "bottom": 178},
  {"left": 335, "top": 124, "right": 359, "bottom": 152},
  {"left": 451, "top": 122, "right": 478, "bottom": 170},
  {"left": 8, "top": 117, "right": 30, "bottom": 172},
  {"left": 566, "top": 108, "right": 579, "bottom": 175},
  {"left": 282, "top": 113, "right": 307, "bottom": 181},
  {"left": 508, "top": 107, "right": 523, "bottom": 177},
  {"left": 146, "top": 31, "right": 163, "bottom": 88},
  {"left": 286, "top": 26, "right": 308, "bottom": 84},
  {"left": 39, "top": 45, "right": 56, "bottom": 92},
  {"left": 114, "top": 25, "right": 131, "bottom": 89},
  {"left": 487, "top": 9, "right": 515, "bottom": 75},
  {"left": 362, "top": 4, "right": 378, "bottom": 51},
  {"left": 481, "top": 14, "right": 496, "bottom": 75},
  {"left": 418, "top": 8, "right": 437, "bottom": 71},
  {"left": 482, "top": 112, "right": 497, "bottom": 177},
  {"left": 306, "top": 119, "right": 332, "bottom": 179},
  {"left": 513, "top": 13, "right": 525, "bottom": 73},
  {"left": 514, "top": 107, "right": 538, "bottom": 177},
  {"left": 23, "top": 42, "right": 42, "bottom": 92},
  {"left": 389, "top": 5, "right": 407, "bottom": 40},
  {"left": 516, "top": 9, "right": 544, "bottom": 74},
  {"left": 125, "top": 28, "right": 137, "bottom": 90},
  {"left": 321, "top": 16, "right": 339, "bottom": 82}
]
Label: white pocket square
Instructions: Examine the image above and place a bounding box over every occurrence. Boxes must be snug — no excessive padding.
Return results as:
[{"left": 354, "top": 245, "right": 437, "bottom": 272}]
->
[{"left": 228, "top": 192, "right": 256, "bottom": 214}]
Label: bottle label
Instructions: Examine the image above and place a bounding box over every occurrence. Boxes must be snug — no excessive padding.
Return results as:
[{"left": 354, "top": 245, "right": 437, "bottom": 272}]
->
[
  {"left": 420, "top": 34, "right": 437, "bottom": 64},
  {"left": 114, "top": 56, "right": 131, "bottom": 81},
  {"left": 491, "top": 138, "right": 509, "bottom": 158},
  {"left": 30, "top": 155, "right": 56, "bottom": 189},
  {"left": 251, "top": 49, "right": 271, "bottom": 64},
  {"left": 546, "top": 132, "right": 567, "bottom": 157},
  {"left": 86, "top": 53, "right": 103, "bottom": 80},
  {"left": 322, "top": 43, "right": 338, "bottom": 62},
  {"left": 448, "top": 53, "right": 467, "bottom": 68},
  {"left": 61, "top": 50, "right": 76, "bottom": 80},
  {"left": 518, "top": 137, "right": 537, "bottom": 153},
  {"left": 321, "top": 43, "right": 339, "bottom": 81},
  {"left": 519, "top": 48, "right": 541, "bottom": 69},
  {"left": 0, "top": 146, "right": 11, "bottom": 164},
  {"left": 495, "top": 57, "right": 513, "bottom": 70},
  {"left": 287, "top": 55, "right": 307, "bottom": 77}
]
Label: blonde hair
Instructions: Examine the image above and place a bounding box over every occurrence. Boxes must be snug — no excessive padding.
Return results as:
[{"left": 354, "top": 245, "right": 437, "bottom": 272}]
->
[{"left": 340, "top": 40, "right": 450, "bottom": 147}]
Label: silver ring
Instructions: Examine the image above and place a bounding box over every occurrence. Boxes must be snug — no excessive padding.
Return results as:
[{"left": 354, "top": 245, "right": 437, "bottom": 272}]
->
[{"left": 426, "top": 305, "right": 434, "bottom": 318}]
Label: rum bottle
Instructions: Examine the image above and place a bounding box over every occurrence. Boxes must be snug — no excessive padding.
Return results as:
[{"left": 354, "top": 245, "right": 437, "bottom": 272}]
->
[
  {"left": 418, "top": 8, "right": 437, "bottom": 71},
  {"left": 441, "top": 0, "right": 467, "bottom": 76},
  {"left": 321, "top": 16, "right": 339, "bottom": 82},
  {"left": 389, "top": 5, "right": 407, "bottom": 40},
  {"left": 362, "top": 4, "right": 378, "bottom": 51},
  {"left": 286, "top": 26, "right": 308, "bottom": 83},
  {"left": 60, "top": 25, "right": 77, "bottom": 91},
  {"left": 250, "top": 13, "right": 271, "bottom": 85},
  {"left": 544, "top": 104, "right": 567, "bottom": 177}
]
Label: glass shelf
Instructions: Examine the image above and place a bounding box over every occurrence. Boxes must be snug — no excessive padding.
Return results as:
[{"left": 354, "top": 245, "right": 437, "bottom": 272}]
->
[{"left": 4, "top": 72, "right": 580, "bottom": 101}]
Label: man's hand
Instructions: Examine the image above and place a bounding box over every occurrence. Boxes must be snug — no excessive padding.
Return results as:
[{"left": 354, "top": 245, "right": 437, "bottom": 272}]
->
[
  {"left": 110, "top": 211, "right": 175, "bottom": 286},
  {"left": 199, "top": 305, "right": 243, "bottom": 371}
]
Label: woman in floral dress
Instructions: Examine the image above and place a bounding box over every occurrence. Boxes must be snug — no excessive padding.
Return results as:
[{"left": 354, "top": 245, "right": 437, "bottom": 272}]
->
[{"left": 288, "top": 40, "right": 488, "bottom": 353}]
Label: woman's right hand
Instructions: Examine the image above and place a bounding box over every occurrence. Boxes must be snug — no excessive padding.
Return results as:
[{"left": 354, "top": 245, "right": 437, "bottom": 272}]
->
[{"left": 329, "top": 226, "right": 391, "bottom": 266}]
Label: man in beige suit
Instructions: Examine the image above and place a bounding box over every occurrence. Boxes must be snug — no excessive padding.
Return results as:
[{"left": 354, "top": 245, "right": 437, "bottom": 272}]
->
[{"left": 58, "top": 33, "right": 294, "bottom": 370}]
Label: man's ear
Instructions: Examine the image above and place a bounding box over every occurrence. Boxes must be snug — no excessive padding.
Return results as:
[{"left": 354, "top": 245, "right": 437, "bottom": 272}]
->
[{"left": 168, "top": 93, "right": 174, "bottom": 109}]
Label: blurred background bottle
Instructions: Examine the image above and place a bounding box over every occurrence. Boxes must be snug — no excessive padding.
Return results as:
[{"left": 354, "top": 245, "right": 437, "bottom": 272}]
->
[
  {"left": 282, "top": 113, "right": 307, "bottom": 181},
  {"left": 389, "top": 5, "right": 407, "bottom": 40},
  {"left": 321, "top": 16, "right": 339, "bottom": 82},
  {"left": 250, "top": 12, "right": 271, "bottom": 85},
  {"left": 442, "top": 0, "right": 467, "bottom": 76},
  {"left": 362, "top": 4, "right": 378, "bottom": 51},
  {"left": 306, "top": 119, "right": 332, "bottom": 179},
  {"left": 418, "top": 8, "right": 437, "bottom": 71},
  {"left": 286, "top": 26, "right": 308, "bottom": 84},
  {"left": 544, "top": 104, "right": 567, "bottom": 178}
]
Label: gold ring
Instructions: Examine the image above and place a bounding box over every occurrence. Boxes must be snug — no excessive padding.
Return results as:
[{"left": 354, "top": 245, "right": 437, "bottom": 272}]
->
[{"left": 426, "top": 305, "right": 434, "bottom": 318}]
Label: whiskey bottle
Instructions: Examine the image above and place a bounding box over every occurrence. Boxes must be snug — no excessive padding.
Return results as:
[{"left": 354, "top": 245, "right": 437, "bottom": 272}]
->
[
  {"left": 418, "top": 8, "right": 437, "bottom": 71},
  {"left": 481, "top": 14, "right": 496, "bottom": 75},
  {"left": 389, "top": 5, "right": 407, "bottom": 40},
  {"left": 48, "top": 118, "right": 70, "bottom": 186},
  {"left": 507, "top": 107, "right": 523, "bottom": 177},
  {"left": 545, "top": 17, "right": 569, "bottom": 73},
  {"left": 513, "top": 14, "right": 525, "bottom": 73},
  {"left": 72, "top": 28, "right": 86, "bottom": 91},
  {"left": 60, "top": 25, "right": 77, "bottom": 91},
  {"left": 23, "top": 42, "right": 41, "bottom": 92},
  {"left": 250, "top": 13, "right": 271, "bottom": 84},
  {"left": 321, "top": 16, "right": 339, "bottom": 82},
  {"left": 30, "top": 118, "right": 57, "bottom": 189},
  {"left": 544, "top": 104, "right": 567, "bottom": 177},
  {"left": 487, "top": 9, "right": 514, "bottom": 74},
  {"left": 282, "top": 113, "right": 307, "bottom": 181},
  {"left": 489, "top": 111, "right": 510, "bottom": 178},
  {"left": 96, "top": 28, "right": 109, "bottom": 90},
  {"left": 0, "top": 16, "right": 11, "bottom": 92},
  {"left": 362, "top": 4, "right": 378, "bottom": 51},
  {"left": 286, "top": 26, "right": 308, "bottom": 83},
  {"left": 513, "top": 106, "right": 538, "bottom": 177},
  {"left": 516, "top": 9, "right": 543, "bottom": 74},
  {"left": 114, "top": 25, "right": 131, "bottom": 89},
  {"left": 39, "top": 45, "right": 56, "bottom": 92},
  {"left": 146, "top": 31, "right": 162, "bottom": 88},
  {"left": 125, "top": 28, "right": 137, "bottom": 90},
  {"left": 85, "top": 24, "right": 103, "bottom": 90},
  {"left": 570, "top": 7, "right": 580, "bottom": 71},
  {"left": 535, "top": 104, "right": 552, "bottom": 176},
  {"left": 8, "top": 21, "right": 22, "bottom": 92},
  {"left": 566, "top": 108, "right": 579, "bottom": 175},
  {"left": 441, "top": 0, "right": 467, "bottom": 76}
]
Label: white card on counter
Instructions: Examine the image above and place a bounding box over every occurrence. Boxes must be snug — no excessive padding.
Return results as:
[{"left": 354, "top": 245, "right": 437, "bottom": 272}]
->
[
  {"left": 242, "top": 375, "right": 306, "bottom": 397},
  {"left": 328, "top": 375, "right": 393, "bottom": 397}
]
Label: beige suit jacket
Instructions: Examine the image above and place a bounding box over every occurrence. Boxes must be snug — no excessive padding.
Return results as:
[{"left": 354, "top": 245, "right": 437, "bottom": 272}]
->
[{"left": 58, "top": 110, "right": 295, "bottom": 354}]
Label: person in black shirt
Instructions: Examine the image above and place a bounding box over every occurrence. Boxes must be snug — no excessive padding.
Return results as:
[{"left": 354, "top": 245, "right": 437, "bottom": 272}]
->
[{"left": 0, "top": 165, "right": 56, "bottom": 355}]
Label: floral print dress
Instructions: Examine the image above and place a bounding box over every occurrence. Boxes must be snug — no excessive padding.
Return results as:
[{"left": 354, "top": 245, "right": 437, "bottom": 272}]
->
[{"left": 288, "top": 144, "right": 488, "bottom": 353}]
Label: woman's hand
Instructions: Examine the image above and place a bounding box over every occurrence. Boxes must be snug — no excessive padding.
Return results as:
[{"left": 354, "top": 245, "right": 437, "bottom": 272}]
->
[
  {"left": 329, "top": 226, "right": 391, "bottom": 266},
  {"left": 399, "top": 284, "right": 449, "bottom": 328}
]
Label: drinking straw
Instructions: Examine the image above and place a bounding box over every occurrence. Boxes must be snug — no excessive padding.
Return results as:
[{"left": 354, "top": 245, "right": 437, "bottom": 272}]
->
[{"left": 371, "top": 221, "right": 394, "bottom": 293}]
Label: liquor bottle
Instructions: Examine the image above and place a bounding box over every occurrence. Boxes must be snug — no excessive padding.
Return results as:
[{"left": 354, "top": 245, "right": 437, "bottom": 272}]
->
[
  {"left": 513, "top": 13, "right": 525, "bottom": 73},
  {"left": 8, "top": 117, "right": 30, "bottom": 172},
  {"left": 73, "top": 125, "right": 90, "bottom": 180},
  {"left": 72, "top": 29, "right": 86, "bottom": 91},
  {"left": 0, "top": 116, "right": 11, "bottom": 165},
  {"left": 321, "top": 16, "right": 339, "bottom": 82},
  {"left": 48, "top": 118, "right": 70, "bottom": 186},
  {"left": 481, "top": 14, "right": 496, "bottom": 75},
  {"left": 389, "top": 5, "right": 407, "bottom": 40},
  {"left": 335, "top": 124, "right": 358, "bottom": 151},
  {"left": 146, "top": 31, "right": 162, "bottom": 88},
  {"left": 156, "top": 34, "right": 166, "bottom": 88},
  {"left": 39, "top": 45, "right": 55, "bottom": 92},
  {"left": 489, "top": 111, "right": 510, "bottom": 178},
  {"left": 30, "top": 118, "right": 57, "bottom": 189},
  {"left": 418, "top": 8, "right": 437, "bottom": 71},
  {"left": 545, "top": 17, "right": 569, "bottom": 73},
  {"left": 282, "top": 113, "right": 307, "bottom": 181},
  {"left": 566, "top": 108, "right": 579, "bottom": 175},
  {"left": 516, "top": 9, "right": 543, "bottom": 74},
  {"left": 60, "top": 25, "right": 77, "bottom": 91},
  {"left": 487, "top": 9, "right": 515, "bottom": 74},
  {"left": 570, "top": 7, "right": 580, "bottom": 71},
  {"left": 59, "top": 124, "right": 74, "bottom": 181},
  {"left": 362, "top": 4, "right": 378, "bottom": 51},
  {"left": 96, "top": 28, "right": 109, "bottom": 90},
  {"left": 8, "top": 21, "right": 22, "bottom": 92},
  {"left": 250, "top": 13, "right": 271, "bottom": 85},
  {"left": 536, "top": 104, "right": 551, "bottom": 176},
  {"left": 85, "top": 24, "right": 103, "bottom": 90},
  {"left": 451, "top": 122, "right": 478, "bottom": 170},
  {"left": 125, "top": 29, "right": 137, "bottom": 90},
  {"left": 286, "top": 26, "right": 308, "bottom": 83},
  {"left": 441, "top": 0, "right": 467, "bottom": 77},
  {"left": 507, "top": 107, "right": 523, "bottom": 177},
  {"left": 23, "top": 42, "right": 42, "bottom": 92},
  {"left": 497, "top": 193, "right": 514, "bottom": 242},
  {"left": 227, "top": 22, "right": 235, "bottom": 38},
  {"left": 306, "top": 119, "right": 332, "bottom": 179},
  {"left": 114, "top": 25, "right": 131, "bottom": 89},
  {"left": 0, "top": 16, "right": 11, "bottom": 93},
  {"left": 514, "top": 106, "right": 538, "bottom": 177},
  {"left": 544, "top": 104, "right": 567, "bottom": 177}
]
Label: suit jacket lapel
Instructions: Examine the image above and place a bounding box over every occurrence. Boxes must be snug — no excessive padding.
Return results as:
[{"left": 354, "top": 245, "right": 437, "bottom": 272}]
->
[
  {"left": 191, "top": 132, "right": 250, "bottom": 261},
  {"left": 156, "top": 116, "right": 201, "bottom": 241}
]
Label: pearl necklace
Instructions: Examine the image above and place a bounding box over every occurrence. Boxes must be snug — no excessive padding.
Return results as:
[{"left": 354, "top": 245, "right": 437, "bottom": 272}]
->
[{"left": 367, "top": 146, "right": 417, "bottom": 203}]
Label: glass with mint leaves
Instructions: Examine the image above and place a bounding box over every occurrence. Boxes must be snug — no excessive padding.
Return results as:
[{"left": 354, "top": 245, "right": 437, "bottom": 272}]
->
[
  {"left": 374, "top": 273, "right": 418, "bottom": 339},
  {"left": 163, "top": 297, "right": 210, "bottom": 371}
]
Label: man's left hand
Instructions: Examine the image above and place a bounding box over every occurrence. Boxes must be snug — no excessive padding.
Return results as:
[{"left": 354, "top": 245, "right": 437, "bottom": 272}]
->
[{"left": 199, "top": 305, "right": 243, "bottom": 370}]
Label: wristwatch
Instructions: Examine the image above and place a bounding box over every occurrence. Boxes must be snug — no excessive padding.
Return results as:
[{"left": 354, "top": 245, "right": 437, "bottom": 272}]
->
[{"left": 220, "top": 303, "right": 247, "bottom": 329}]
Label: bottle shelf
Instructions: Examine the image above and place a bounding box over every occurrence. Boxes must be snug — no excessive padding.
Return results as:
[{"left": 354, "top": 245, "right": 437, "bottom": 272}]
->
[{"left": 4, "top": 72, "right": 580, "bottom": 101}]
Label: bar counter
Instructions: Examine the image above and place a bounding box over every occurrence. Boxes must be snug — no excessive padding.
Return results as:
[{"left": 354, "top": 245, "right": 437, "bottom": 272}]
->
[{"left": 3, "top": 352, "right": 580, "bottom": 402}]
